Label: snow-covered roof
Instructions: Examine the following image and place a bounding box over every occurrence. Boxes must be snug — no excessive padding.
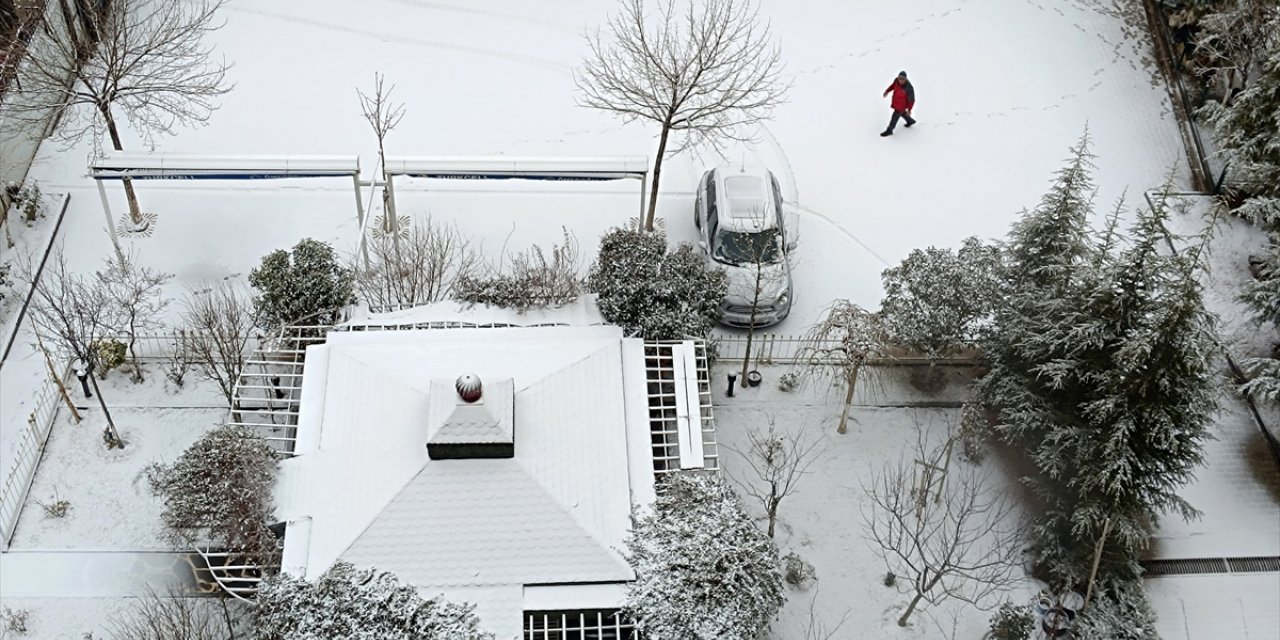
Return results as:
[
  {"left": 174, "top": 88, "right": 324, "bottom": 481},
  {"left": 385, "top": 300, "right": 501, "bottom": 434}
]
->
[
  {"left": 344, "top": 293, "right": 608, "bottom": 327},
  {"left": 274, "top": 325, "right": 652, "bottom": 638}
]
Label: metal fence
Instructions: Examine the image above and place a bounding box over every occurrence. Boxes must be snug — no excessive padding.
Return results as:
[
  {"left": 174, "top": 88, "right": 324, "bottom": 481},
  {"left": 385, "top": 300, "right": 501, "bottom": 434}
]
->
[
  {"left": 95, "top": 333, "right": 262, "bottom": 363},
  {"left": 0, "top": 365, "right": 64, "bottom": 549},
  {"left": 715, "top": 334, "right": 981, "bottom": 367}
]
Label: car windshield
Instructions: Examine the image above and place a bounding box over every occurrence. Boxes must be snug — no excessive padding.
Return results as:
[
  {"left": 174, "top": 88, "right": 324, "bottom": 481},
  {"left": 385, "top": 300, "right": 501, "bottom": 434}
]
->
[{"left": 713, "top": 228, "right": 782, "bottom": 266}]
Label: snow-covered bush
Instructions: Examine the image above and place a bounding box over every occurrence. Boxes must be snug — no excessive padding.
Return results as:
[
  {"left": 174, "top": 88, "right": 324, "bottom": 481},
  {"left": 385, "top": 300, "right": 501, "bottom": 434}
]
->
[
  {"left": 2, "top": 606, "right": 30, "bottom": 634},
  {"left": 455, "top": 229, "right": 582, "bottom": 312},
  {"left": 587, "top": 227, "right": 727, "bottom": 340},
  {"left": 987, "top": 601, "right": 1035, "bottom": 640},
  {"left": 1071, "top": 584, "right": 1159, "bottom": 640},
  {"left": 781, "top": 552, "right": 815, "bottom": 588},
  {"left": 879, "top": 236, "right": 1002, "bottom": 358},
  {"left": 93, "top": 338, "right": 128, "bottom": 374},
  {"left": 1241, "top": 238, "right": 1280, "bottom": 403},
  {"left": 147, "top": 425, "right": 278, "bottom": 560},
  {"left": 1200, "top": 16, "right": 1280, "bottom": 227},
  {"left": 5, "top": 180, "right": 43, "bottom": 223},
  {"left": 624, "top": 471, "right": 784, "bottom": 640},
  {"left": 253, "top": 561, "right": 492, "bottom": 640},
  {"left": 249, "top": 238, "right": 354, "bottom": 329}
]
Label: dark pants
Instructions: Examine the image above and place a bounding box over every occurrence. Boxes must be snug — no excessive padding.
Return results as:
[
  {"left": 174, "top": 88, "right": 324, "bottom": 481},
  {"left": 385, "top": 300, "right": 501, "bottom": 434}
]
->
[{"left": 886, "top": 110, "right": 916, "bottom": 132}]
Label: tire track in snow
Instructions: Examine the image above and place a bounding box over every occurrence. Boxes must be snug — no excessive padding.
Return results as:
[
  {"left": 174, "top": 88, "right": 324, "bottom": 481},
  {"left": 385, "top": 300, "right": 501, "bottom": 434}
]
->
[
  {"left": 372, "top": 0, "right": 581, "bottom": 35},
  {"left": 226, "top": 6, "right": 570, "bottom": 74}
]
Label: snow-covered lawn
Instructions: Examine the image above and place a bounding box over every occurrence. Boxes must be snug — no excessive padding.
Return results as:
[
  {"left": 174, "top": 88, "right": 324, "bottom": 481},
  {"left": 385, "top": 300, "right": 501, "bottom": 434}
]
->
[
  {"left": 9, "top": 405, "right": 223, "bottom": 550},
  {"left": 0, "top": 596, "right": 126, "bottom": 639},
  {"left": 711, "top": 363, "right": 1036, "bottom": 638}
]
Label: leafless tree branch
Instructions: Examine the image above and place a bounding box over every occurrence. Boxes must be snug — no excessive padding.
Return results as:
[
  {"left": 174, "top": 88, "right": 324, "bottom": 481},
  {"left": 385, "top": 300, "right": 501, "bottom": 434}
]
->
[
  {"left": 791, "top": 299, "right": 889, "bottom": 434},
  {"left": 96, "top": 248, "right": 172, "bottom": 382},
  {"left": 181, "top": 281, "right": 255, "bottom": 410},
  {"left": 729, "top": 412, "right": 823, "bottom": 538},
  {"left": 861, "top": 422, "right": 1027, "bottom": 627},
  {"left": 352, "top": 216, "right": 483, "bottom": 310},
  {"left": 576, "top": 0, "right": 789, "bottom": 230}
]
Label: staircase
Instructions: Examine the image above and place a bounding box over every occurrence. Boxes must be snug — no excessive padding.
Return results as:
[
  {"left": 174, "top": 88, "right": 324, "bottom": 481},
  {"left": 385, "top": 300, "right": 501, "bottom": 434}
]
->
[{"left": 228, "top": 325, "right": 330, "bottom": 456}]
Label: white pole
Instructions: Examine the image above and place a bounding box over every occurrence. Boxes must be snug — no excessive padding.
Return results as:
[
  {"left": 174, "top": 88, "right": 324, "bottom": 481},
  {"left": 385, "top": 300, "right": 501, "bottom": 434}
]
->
[
  {"left": 97, "top": 179, "right": 126, "bottom": 263},
  {"left": 352, "top": 173, "right": 369, "bottom": 267},
  {"left": 639, "top": 174, "right": 647, "bottom": 224}
]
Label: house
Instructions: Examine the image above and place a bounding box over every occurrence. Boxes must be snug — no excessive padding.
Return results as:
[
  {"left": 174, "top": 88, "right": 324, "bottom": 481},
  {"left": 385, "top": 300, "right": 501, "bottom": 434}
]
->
[{"left": 270, "top": 305, "right": 717, "bottom": 639}]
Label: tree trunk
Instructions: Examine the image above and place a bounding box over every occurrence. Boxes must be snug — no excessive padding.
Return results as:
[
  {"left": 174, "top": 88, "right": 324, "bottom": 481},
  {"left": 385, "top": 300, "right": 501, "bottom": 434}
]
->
[
  {"left": 644, "top": 122, "right": 672, "bottom": 232},
  {"left": 837, "top": 364, "right": 859, "bottom": 434},
  {"left": 100, "top": 106, "right": 146, "bottom": 229},
  {"left": 766, "top": 494, "right": 778, "bottom": 538},
  {"left": 37, "top": 333, "right": 82, "bottom": 424},
  {"left": 1083, "top": 517, "right": 1112, "bottom": 610},
  {"left": 741, "top": 261, "right": 764, "bottom": 381},
  {"left": 88, "top": 367, "right": 124, "bottom": 448},
  {"left": 898, "top": 568, "right": 944, "bottom": 627}
]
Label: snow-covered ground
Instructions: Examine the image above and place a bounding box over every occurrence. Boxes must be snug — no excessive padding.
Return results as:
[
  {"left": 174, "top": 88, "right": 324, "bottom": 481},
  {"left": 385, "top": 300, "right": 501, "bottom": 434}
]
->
[
  {"left": 1, "top": 0, "right": 1187, "bottom": 480},
  {"left": 7, "top": 0, "right": 1272, "bottom": 637},
  {"left": 711, "top": 363, "right": 1037, "bottom": 639}
]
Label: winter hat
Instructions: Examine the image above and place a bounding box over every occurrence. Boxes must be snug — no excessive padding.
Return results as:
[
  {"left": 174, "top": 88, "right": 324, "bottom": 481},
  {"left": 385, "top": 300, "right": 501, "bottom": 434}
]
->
[{"left": 898, "top": 70, "right": 908, "bottom": 78}]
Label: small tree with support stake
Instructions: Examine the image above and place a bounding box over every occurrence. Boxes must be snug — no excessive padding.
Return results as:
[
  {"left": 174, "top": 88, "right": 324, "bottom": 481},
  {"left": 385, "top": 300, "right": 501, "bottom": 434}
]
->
[{"left": 22, "top": 250, "right": 125, "bottom": 448}]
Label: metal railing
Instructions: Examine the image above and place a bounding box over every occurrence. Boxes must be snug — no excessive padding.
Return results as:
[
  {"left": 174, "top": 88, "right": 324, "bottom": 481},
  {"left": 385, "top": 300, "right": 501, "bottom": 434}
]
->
[
  {"left": 716, "top": 334, "right": 982, "bottom": 368},
  {"left": 0, "top": 364, "right": 64, "bottom": 549}
]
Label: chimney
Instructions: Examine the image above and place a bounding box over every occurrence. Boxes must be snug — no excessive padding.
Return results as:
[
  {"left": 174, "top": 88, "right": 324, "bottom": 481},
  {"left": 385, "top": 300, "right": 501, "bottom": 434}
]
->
[{"left": 426, "top": 375, "right": 514, "bottom": 460}]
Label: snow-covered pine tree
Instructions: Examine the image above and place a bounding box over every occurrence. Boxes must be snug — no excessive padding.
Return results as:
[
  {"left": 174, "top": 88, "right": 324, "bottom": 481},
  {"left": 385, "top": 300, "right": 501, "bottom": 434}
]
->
[
  {"left": 253, "top": 561, "right": 492, "bottom": 640},
  {"left": 147, "top": 425, "right": 278, "bottom": 561},
  {"left": 879, "top": 235, "right": 1002, "bottom": 358},
  {"left": 1241, "top": 236, "right": 1280, "bottom": 403},
  {"left": 586, "top": 227, "right": 727, "bottom": 340},
  {"left": 623, "top": 471, "right": 784, "bottom": 640},
  {"left": 1201, "top": 14, "right": 1280, "bottom": 227},
  {"left": 249, "top": 238, "right": 355, "bottom": 329},
  {"left": 1032, "top": 190, "right": 1219, "bottom": 585},
  {"left": 977, "top": 132, "right": 1100, "bottom": 450}
]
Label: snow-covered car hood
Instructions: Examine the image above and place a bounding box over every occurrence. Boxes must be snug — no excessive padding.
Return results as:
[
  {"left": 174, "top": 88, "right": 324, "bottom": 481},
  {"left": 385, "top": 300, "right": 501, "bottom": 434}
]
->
[{"left": 721, "top": 261, "right": 792, "bottom": 306}]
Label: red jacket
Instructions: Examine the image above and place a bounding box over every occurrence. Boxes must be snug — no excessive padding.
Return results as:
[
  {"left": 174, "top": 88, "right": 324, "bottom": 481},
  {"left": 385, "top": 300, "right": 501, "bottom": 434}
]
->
[{"left": 885, "top": 80, "right": 915, "bottom": 112}]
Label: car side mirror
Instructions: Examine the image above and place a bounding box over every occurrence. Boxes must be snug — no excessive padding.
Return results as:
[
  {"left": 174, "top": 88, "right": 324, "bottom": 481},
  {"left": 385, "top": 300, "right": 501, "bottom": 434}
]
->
[{"left": 697, "top": 240, "right": 708, "bottom": 253}]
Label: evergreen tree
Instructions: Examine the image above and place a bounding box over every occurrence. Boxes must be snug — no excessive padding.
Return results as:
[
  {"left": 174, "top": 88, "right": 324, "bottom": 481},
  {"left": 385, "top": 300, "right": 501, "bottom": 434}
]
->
[
  {"left": 1241, "top": 237, "right": 1280, "bottom": 404},
  {"left": 587, "top": 227, "right": 727, "bottom": 340},
  {"left": 1201, "top": 15, "right": 1280, "bottom": 227},
  {"left": 254, "top": 562, "right": 492, "bottom": 640},
  {"left": 623, "top": 471, "right": 784, "bottom": 640},
  {"left": 249, "top": 238, "right": 355, "bottom": 329}
]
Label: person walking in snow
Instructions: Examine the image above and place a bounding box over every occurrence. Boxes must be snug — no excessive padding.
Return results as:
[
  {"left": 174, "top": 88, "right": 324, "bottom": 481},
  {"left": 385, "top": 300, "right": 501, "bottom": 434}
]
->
[{"left": 880, "top": 71, "right": 916, "bottom": 136}]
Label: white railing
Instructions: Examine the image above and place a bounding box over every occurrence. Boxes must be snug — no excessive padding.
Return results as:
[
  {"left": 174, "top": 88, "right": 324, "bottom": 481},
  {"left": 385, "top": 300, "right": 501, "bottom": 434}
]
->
[
  {"left": 94, "top": 333, "right": 263, "bottom": 363},
  {"left": 0, "top": 366, "right": 64, "bottom": 549}
]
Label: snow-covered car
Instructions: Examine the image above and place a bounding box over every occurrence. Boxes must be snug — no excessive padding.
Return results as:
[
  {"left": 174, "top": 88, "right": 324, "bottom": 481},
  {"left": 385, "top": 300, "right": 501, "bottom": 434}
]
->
[{"left": 694, "top": 165, "right": 795, "bottom": 328}]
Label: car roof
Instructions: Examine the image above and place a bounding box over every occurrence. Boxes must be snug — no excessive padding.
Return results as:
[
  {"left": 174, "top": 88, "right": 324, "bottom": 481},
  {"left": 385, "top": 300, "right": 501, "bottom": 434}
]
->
[{"left": 710, "top": 166, "right": 778, "bottom": 232}]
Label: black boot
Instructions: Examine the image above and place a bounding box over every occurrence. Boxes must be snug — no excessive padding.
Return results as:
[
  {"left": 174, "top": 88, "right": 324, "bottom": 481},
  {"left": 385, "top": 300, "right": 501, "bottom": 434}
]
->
[{"left": 880, "top": 130, "right": 893, "bottom": 137}]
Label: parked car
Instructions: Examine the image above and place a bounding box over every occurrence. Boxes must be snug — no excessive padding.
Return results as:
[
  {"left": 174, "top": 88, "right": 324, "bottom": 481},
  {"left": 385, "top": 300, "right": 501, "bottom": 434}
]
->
[{"left": 694, "top": 165, "right": 795, "bottom": 328}]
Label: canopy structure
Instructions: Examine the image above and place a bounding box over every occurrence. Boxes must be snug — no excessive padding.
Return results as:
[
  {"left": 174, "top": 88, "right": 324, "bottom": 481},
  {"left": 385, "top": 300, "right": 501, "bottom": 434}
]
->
[
  {"left": 375, "top": 155, "right": 649, "bottom": 259},
  {"left": 88, "top": 152, "right": 363, "bottom": 260}
]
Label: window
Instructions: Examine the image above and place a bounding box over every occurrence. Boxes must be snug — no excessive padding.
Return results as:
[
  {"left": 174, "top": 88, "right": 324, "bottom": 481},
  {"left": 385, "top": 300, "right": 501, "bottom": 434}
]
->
[
  {"left": 712, "top": 227, "right": 782, "bottom": 266},
  {"left": 524, "top": 609, "right": 640, "bottom": 640}
]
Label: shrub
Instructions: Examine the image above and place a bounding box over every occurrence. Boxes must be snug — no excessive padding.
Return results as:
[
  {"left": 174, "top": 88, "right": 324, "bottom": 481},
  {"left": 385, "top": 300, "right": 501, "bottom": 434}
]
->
[
  {"left": 249, "top": 238, "right": 354, "bottom": 328},
  {"left": 147, "top": 425, "right": 278, "bottom": 560},
  {"left": 1072, "top": 585, "right": 1159, "bottom": 640},
  {"left": 587, "top": 228, "right": 727, "bottom": 340},
  {"left": 5, "top": 180, "right": 44, "bottom": 223},
  {"left": 254, "top": 562, "right": 492, "bottom": 640},
  {"left": 1, "top": 606, "right": 30, "bottom": 634},
  {"left": 782, "top": 551, "right": 815, "bottom": 588},
  {"left": 624, "top": 471, "right": 783, "bottom": 640},
  {"left": 454, "top": 229, "right": 582, "bottom": 312},
  {"left": 93, "top": 338, "right": 128, "bottom": 374},
  {"left": 988, "top": 601, "right": 1035, "bottom": 640}
]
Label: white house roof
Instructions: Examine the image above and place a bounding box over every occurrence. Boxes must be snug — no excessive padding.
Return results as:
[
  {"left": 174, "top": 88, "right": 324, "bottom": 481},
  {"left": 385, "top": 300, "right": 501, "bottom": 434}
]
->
[{"left": 274, "top": 325, "right": 648, "bottom": 637}]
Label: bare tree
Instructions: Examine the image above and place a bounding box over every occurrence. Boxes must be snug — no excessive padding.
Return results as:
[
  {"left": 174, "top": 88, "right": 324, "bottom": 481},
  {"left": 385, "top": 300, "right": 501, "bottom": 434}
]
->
[
  {"left": 800, "top": 588, "right": 851, "bottom": 640},
  {"left": 730, "top": 414, "right": 822, "bottom": 538},
  {"left": 357, "top": 72, "right": 407, "bottom": 237},
  {"left": 862, "top": 425, "right": 1026, "bottom": 628},
  {"left": 352, "top": 216, "right": 483, "bottom": 311},
  {"left": 181, "top": 282, "right": 254, "bottom": 409},
  {"left": 97, "top": 250, "right": 172, "bottom": 382},
  {"left": 576, "top": 0, "right": 788, "bottom": 231},
  {"left": 727, "top": 206, "right": 790, "bottom": 381},
  {"left": 11, "top": 0, "right": 232, "bottom": 228},
  {"left": 792, "top": 300, "right": 888, "bottom": 434},
  {"left": 21, "top": 250, "right": 125, "bottom": 448},
  {"left": 108, "top": 585, "right": 249, "bottom": 640}
]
